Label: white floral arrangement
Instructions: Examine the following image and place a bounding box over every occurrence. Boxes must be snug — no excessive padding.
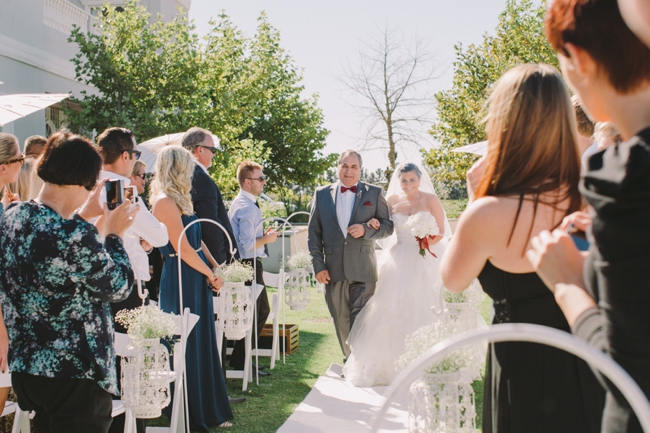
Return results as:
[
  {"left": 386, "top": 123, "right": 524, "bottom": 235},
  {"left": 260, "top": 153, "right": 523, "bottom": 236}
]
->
[
  {"left": 398, "top": 299, "right": 486, "bottom": 379},
  {"left": 398, "top": 321, "right": 468, "bottom": 376},
  {"left": 115, "top": 305, "right": 177, "bottom": 347},
  {"left": 215, "top": 261, "right": 255, "bottom": 283},
  {"left": 287, "top": 251, "right": 313, "bottom": 270},
  {"left": 408, "top": 212, "right": 440, "bottom": 238},
  {"left": 407, "top": 212, "right": 440, "bottom": 257}
]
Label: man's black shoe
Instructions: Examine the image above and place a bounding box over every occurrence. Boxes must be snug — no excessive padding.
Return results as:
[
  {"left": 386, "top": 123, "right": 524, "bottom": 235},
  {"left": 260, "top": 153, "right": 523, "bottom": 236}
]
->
[
  {"left": 229, "top": 396, "right": 246, "bottom": 404},
  {"left": 255, "top": 368, "right": 271, "bottom": 377}
]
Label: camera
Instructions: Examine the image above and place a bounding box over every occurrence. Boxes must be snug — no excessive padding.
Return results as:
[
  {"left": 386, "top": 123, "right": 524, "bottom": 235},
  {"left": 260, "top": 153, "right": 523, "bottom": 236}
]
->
[
  {"left": 123, "top": 185, "right": 136, "bottom": 202},
  {"left": 105, "top": 179, "right": 123, "bottom": 210}
]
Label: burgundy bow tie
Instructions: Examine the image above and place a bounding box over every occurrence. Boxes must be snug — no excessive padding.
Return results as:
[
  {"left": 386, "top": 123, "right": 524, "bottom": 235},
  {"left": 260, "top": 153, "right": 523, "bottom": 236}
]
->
[{"left": 341, "top": 185, "right": 357, "bottom": 193}]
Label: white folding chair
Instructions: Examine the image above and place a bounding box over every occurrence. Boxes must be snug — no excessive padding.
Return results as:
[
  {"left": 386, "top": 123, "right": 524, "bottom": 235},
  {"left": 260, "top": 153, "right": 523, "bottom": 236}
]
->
[
  {"left": 251, "top": 292, "right": 280, "bottom": 369},
  {"left": 112, "top": 308, "right": 198, "bottom": 433},
  {"left": 213, "top": 296, "right": 253, "bottom": 391},
  {"left": 147, "top": 308, "right": 199, "bottom": 433},
  {"left": 112, "top": 332, "right": 138, "bottom": 433},
  {"left": 1, "top": 400, "right": 31, "bottom": 433},
  {"left": 0, "top": 373, "right": 33, "bottom": 433}
]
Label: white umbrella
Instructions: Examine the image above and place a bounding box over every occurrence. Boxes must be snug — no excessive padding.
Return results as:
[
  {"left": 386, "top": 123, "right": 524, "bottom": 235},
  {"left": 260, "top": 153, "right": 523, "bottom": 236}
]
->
[
  {"left": 0, "top": 93, "right": 71, "bottom": 127},
  {"left": 452, "top": 140, "right": 488, "bottom": 156},
  {"left": 138, "top": 132, "right": 220, "bottom": 172}
]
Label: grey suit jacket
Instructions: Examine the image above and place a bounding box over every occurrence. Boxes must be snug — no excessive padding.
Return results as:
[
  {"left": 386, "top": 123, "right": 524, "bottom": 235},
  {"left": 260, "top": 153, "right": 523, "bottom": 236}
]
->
[{"left": 307, "top": 181, "right": 393, "bottom": 283}]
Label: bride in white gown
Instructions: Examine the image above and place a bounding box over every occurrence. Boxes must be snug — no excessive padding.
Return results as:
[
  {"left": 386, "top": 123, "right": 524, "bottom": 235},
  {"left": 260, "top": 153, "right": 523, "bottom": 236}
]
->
[{"left": 343, "top": 162, "right": 452, "bottom": 387}]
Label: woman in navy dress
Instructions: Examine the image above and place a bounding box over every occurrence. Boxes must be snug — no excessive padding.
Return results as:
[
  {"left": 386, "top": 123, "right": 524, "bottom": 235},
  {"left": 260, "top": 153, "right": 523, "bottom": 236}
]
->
[{"left": 151, "top": 145, "right": 233, "bottom": 430}]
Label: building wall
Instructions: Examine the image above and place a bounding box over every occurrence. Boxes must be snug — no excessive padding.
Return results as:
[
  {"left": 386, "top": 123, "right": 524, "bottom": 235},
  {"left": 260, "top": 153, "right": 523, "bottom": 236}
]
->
[{"left": 0, "top": 0, "right": 190, "bottom": 147}]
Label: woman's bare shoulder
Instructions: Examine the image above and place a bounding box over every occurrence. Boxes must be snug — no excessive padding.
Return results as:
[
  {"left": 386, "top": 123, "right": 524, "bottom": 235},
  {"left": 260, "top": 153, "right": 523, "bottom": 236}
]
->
[
  {"left": 152, "top": 195, "right": 178, "bottom": 214},
  {"left": 387, "top": 194, "right": 400, "bottom": 204},
  {"left": 457, "top": 196, "right": 514, "bottom": 232}
]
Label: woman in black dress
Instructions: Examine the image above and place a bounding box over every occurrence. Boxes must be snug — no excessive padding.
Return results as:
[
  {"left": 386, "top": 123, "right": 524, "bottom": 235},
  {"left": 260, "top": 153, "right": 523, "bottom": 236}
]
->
[
  {"left": 441, "top": 64, "right": 604, "bottom": 433},
  {"left": 528, "top": 2, "right": 650, "bottom": 432}
]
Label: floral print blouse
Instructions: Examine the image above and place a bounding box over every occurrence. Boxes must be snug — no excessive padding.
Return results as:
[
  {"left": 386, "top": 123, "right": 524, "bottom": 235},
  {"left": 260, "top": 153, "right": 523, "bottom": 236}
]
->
[{"left": 0, "top": 201, "right": 134, "bottom": 395}]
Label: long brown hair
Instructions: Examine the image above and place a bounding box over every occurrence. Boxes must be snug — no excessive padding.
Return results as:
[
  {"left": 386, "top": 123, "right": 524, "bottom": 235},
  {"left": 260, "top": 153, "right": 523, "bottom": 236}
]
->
[{"left": 475, "top": 64, "right": 582, "bottom": 253}]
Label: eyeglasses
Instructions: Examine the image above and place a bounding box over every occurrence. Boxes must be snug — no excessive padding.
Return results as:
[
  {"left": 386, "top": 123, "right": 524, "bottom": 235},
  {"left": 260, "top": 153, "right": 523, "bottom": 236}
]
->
[
  {"left": 125, "top": 149, "right": 142, "bottom": 160},
  {"left": 1, "top": 154, "right": 25, "bottom": 166},
  {"left": 197, "top": 145, "right": 217, "bottom": 155},
  {"left": 247, "top": 175, "right": 266, "bottom": 182}
]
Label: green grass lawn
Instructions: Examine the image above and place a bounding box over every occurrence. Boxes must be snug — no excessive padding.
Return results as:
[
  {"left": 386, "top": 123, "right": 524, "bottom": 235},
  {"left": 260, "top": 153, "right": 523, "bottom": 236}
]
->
[
  {"left": 218, "top": 288, "right": 341, "bottom": 432},
  {"left": 441, "top": 198, "right": 469, "bottom": 219}
]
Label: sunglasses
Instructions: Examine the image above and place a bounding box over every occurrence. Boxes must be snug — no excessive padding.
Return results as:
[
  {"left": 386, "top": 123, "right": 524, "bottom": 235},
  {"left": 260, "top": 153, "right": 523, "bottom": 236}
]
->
[
  {"left": 125, "top": 149, "right": 142, "bottom": 160},
  {"left": 197, "top": 145, "right": 217, "bottom": 155},
  {"left": 133, "top": 173, "right": 146, "bottom": 180},
  {"left": 247, "top": 175, "right": 266, "bottom": 182},
  {"left": 2, "top": 154, "right": 25, "bottom": 166}
]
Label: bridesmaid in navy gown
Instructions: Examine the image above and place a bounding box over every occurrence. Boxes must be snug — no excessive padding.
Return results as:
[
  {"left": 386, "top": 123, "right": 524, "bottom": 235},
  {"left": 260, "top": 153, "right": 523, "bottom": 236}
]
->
[{"left": 151, "top": 146, "right": 233, "bottom": 431}]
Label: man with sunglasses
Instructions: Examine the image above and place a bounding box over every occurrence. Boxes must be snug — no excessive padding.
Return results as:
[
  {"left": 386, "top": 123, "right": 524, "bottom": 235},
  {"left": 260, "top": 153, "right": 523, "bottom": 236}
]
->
[
  {"left": 181, "top": 127, "right": 238, "bottom": 266},
  {"left": 97, "top": 127, "right": 169, "bottom": 433},
  {"left": 228, "top": 161, "right": 277, "bottom": 376}
]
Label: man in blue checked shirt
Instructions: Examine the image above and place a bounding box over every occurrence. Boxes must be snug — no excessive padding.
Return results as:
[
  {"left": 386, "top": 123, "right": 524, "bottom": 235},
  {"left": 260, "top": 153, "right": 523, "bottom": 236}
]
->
[{"left": 228, "top": 161, "right": 278, "bottom": 374}]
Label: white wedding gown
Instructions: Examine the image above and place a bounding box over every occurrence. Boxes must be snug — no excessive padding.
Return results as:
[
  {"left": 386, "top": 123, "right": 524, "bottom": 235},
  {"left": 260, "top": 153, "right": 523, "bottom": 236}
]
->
[{"left": 343, "top": 211, "right": 448, "bottom": 387}]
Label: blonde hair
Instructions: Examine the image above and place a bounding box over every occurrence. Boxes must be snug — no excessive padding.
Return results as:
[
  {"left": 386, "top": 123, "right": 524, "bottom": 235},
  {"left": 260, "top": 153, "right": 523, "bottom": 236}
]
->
[
  {"left": 131, "top": 160, "right": 146, "bottom": 176},
  {"left": 594, "top": 122, "right": 623, "bottom": 150},
  {"left": 10, "top": 156, "right": 44, "bottom": 200},
  {"left": 477, "top": 64, "right": 582, "bottom": 252},
  {"left": 150, "top": 146, "right": 194, "bottom": 215},
  {"left": 0, "top": 133, "right": 19, "bottom": 164}
]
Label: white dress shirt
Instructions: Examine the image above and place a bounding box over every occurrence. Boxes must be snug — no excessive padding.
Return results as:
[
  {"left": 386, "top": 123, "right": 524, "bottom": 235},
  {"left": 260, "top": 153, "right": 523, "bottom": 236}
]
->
[
  {"left": 99, "top": 170, "right": 169, "bottom": 281},
  {"left": 336, "top": 181, "right": 356, "bottom": 238},
  {"left": 228, "top": 189, "right": 266, "bottom": 259}
]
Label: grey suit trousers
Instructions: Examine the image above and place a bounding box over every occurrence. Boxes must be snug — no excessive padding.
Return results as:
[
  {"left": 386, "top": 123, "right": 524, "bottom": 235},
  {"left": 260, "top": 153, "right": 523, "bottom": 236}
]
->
[{"left": 324, "top": 280, "right": 376, "bottom": 358}]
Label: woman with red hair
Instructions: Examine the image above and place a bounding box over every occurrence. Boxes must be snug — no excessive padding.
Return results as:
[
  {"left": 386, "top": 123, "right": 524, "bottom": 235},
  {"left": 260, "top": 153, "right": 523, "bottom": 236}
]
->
[{"left": 528, "top": 1, "right": 650, "bottom": 432}]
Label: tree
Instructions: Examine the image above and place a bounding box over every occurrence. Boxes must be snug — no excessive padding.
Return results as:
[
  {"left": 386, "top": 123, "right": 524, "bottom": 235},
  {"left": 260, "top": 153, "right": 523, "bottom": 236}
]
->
[
  {"left": 241, "top": 13, "right": 335, "bottom": 193},
  {"left": 423, "top": 0, "right": 557, "bottom": 196},
  {"left": 67, "top": 2, "right": 334, "bottom": 198},
  {"left": 343, "top": 26, "right": 439, "bottom": 176}
]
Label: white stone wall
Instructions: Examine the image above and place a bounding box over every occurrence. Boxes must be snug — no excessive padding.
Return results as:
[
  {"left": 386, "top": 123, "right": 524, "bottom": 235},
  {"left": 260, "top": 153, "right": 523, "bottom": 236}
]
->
[{"left": 0, "top": 0, "right": 191, "bottom": 145}]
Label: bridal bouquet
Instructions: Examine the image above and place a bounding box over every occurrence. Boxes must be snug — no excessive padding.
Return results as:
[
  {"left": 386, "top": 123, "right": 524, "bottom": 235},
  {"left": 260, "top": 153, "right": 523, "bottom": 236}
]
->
[
  {"left": 115, "top": 305, "right": 178, "bottom": 347},
  {"left": 408, "top": 212, "right": 440, "bottom": 258}
]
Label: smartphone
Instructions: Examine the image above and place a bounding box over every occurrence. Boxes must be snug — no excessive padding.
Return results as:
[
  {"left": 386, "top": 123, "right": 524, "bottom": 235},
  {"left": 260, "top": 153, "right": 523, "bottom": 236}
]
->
[
  {"left": 105, "top": 179, "right": 122, "bottom": 210},
  {"left": 123, "top": 185, "right": 136, "bottom": 202},
  {"left": 567, "top": 223, "right": 589, "bottom": 251}
]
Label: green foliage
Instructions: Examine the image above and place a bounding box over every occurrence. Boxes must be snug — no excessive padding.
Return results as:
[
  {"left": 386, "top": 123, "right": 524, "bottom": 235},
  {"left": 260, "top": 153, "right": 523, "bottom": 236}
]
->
[
  {"left": 423, "top": 0, "right": 557, "bottom": 195},
  {"left": 209, "top": 138, "right": 270, "bottom": 200},
  {"left": 67, "top": 2, "right": 334, "bottom": 193}
]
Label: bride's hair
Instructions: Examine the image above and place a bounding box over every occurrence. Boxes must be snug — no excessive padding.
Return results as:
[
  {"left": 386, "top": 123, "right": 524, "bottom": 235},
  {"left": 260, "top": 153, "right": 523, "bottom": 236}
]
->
[
  {"left": 397, "top": 162, "right": 422, "bottom": 178},
  {"left": 475, "top": 63, "right": 582, "bottom": 252}
]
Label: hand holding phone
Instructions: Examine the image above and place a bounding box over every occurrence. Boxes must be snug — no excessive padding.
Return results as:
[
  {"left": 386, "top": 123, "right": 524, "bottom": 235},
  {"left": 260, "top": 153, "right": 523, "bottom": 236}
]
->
[
  {"left": 566, "top": 222, "right": 589, "bottom": 251},
  {"left": 105, "top": 179, "right": 122, "bottom": 210}
]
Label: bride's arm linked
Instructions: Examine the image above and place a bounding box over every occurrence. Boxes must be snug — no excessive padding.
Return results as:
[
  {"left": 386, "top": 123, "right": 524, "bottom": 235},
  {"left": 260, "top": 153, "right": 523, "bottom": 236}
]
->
[
  {"left": 441, "top": 198, "right": 499, "bottom": 292},
  {"left": 361, "top": 189, "right": 393, "bottom": 240},
  {"left": 426, "top": 193, "right": 446, "bottom": 246}
]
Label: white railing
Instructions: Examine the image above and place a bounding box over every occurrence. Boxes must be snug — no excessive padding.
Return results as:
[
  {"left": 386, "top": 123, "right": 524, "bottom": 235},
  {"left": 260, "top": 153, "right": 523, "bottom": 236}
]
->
[
  {"left": 43, "top": 0, "right": 91, "bottom": 34},
  {"left": 372, "top": 323, "right": 650, "bottom": 433}
]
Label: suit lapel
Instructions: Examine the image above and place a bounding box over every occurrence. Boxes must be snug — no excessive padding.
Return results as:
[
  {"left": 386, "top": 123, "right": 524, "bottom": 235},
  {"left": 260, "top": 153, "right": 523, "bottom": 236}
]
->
[
  {"left": 328, "top": 183, "right": 346, "bottom": 239},
  {"left": 350, "top": 181, "right": 366, "bottom": 223}
]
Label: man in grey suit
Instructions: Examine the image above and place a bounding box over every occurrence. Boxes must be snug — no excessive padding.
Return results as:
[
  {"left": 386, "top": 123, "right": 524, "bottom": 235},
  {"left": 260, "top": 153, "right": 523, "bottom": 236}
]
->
[{"left": 308, "top": 150, "right": 393, "bottom": 358}]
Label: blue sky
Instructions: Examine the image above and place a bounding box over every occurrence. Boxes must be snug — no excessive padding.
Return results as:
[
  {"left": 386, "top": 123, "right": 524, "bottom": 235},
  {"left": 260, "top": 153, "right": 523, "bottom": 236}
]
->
[{"left": 189, "top": 1, "right": 507, "bottom": 169}]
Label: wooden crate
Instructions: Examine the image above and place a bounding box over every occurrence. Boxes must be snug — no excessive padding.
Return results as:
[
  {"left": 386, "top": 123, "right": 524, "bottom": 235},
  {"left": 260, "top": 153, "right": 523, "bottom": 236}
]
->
[{"left": 259, "top": 323, "right": 299, "bottom": 354}]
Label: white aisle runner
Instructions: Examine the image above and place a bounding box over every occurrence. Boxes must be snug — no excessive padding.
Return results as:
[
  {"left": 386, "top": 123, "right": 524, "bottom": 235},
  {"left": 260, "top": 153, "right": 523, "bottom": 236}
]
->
[{"left": 277, "top": 364, "right": 409, "bottom": 433}]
